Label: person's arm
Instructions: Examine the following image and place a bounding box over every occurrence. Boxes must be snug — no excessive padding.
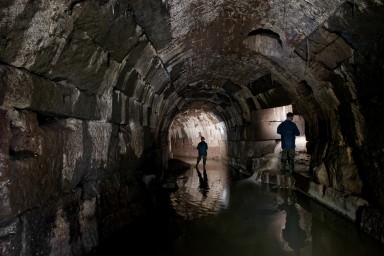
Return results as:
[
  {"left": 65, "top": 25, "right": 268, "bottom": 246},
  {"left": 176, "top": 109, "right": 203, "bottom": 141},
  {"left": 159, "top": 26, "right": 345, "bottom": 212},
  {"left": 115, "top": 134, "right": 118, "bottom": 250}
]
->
[
  {"left": 277, "top": 123, "right": 282, "bottom": 135},
  {"left": 294, "top": 124, "right": 300, "bottom": 136}
]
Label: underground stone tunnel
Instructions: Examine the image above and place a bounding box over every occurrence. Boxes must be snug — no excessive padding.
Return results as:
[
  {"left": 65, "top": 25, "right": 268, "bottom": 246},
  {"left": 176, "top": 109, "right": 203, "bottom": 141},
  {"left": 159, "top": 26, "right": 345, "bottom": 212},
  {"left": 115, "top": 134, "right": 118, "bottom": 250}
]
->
[{"left": 0, "top": 0, "right": 384, "bottom": 255}]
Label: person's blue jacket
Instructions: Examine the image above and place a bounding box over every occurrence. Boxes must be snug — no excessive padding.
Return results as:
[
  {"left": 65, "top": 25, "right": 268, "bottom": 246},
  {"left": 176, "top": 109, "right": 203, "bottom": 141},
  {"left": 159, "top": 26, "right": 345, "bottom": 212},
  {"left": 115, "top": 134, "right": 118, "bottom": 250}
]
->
[
  {"left": 197, "top": 141, "right": 208, "bottom": 155},
  {"left": 277, "top": 120, "right": 300, "bottom": 149}
]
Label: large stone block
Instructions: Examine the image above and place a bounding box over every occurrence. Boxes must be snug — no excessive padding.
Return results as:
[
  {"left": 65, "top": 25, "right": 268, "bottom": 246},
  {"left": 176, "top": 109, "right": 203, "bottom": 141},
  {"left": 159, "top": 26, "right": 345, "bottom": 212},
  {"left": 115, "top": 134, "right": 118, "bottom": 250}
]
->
[{"left": 1, "top": 65, "right": 102, "bottom": 120}]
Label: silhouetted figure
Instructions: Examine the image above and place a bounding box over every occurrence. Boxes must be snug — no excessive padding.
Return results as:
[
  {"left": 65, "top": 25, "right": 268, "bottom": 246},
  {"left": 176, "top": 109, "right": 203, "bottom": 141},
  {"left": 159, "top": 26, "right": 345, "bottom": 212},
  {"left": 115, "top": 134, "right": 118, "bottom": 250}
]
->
[
  {"left": 281, "top": 190, "right": 306, "bottom": 255},
  {"left": 196, "top": 167, "right": 209, "bottom": 197},
  {"left": 277, "top": 112, "right": 300, "bottom": 188},
  {"left": 196, "top": 136, "right": 208, "bottom": 168},
  {"left": 277, "top": 112, "right": 300, "bottom": 175}
]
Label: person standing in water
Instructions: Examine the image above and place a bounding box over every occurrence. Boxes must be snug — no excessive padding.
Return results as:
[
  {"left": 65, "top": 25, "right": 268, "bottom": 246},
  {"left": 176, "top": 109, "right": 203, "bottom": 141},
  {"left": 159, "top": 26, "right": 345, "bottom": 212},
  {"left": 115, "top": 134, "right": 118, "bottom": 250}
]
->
[
  {"left": 196, "top": 136, "right": 208, "bottom": 168},
  {"left": 277, "top": 112, "right": 300, "bottom": 175}
]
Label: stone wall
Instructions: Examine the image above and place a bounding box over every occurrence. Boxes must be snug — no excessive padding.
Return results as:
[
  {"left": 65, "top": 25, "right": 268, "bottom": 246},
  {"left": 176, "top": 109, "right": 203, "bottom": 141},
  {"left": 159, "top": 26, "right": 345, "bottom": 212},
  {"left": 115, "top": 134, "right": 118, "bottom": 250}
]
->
[{"left": 0, "top": 1, "right": 170, "bottom": 254}]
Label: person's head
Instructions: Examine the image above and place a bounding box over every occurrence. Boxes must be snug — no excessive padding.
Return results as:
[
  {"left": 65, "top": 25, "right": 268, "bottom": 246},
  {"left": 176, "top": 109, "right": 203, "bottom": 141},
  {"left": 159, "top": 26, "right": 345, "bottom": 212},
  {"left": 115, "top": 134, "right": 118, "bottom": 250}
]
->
[
  {"left": 286, "top": 112, "right": 294, "bottom": 120},
  {"left": 201, "top": 136, "right": 205, "bottom": 141}
]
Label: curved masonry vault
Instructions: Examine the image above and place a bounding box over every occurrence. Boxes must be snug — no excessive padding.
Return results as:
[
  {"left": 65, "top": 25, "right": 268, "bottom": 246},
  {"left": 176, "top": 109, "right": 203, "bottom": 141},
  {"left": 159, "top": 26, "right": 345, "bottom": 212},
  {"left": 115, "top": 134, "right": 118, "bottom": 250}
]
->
[{"left": 0, "top": 0, "right": 384, "bottom": 254}]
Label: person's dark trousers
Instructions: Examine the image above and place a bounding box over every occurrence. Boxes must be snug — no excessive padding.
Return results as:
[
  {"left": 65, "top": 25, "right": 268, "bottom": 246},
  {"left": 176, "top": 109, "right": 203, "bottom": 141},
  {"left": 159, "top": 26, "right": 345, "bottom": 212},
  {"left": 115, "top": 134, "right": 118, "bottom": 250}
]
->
[
  {"left": 196, "top": 155, "right": 207, "bottom": 167},
  {"left": 281, "top": 149, "right": 295, "bottom": 175}
]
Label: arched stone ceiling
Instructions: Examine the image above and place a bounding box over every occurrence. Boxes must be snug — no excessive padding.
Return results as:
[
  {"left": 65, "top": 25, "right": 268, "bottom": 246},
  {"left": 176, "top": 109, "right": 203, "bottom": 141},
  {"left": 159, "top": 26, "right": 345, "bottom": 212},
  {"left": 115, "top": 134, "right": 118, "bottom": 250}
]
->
[
  {"left": 1, "top": 0, "right": 382, "bottom": 128},
  {"left": 141, "top": 1, "right": 382, "bottom": 153},
  {"left": 128, "top": 0, "right": 382, "bottom": 135},
  {"left": 1, "top": 0, "right": 384, "bottom": 250},
  {"left": 0, "top": 0, "right": 381, "bottom": 143},
  {"left": 1, "top": 0, "right": 382, "bottom": 149}
]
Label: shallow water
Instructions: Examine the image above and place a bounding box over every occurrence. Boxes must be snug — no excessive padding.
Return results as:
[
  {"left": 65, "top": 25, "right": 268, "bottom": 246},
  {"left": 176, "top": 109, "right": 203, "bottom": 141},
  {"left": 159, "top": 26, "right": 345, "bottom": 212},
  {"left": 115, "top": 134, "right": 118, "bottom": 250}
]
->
[{"left": 90, "top": 158, "right": 384, "bottom": 256}]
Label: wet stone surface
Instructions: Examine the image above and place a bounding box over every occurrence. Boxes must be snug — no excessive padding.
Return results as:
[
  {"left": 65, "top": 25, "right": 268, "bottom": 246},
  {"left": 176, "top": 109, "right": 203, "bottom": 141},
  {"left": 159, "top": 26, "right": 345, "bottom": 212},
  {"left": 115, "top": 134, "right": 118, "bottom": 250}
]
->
[{"left": 90, "top": 158, "right": 384, "bottom": 256}]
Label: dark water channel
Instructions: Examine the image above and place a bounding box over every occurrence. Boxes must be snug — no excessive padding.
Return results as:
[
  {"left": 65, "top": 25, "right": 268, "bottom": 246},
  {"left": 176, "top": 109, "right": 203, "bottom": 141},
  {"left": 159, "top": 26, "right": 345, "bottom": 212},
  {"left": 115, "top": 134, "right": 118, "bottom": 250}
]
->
[{"left": 91, "top": 158, "right": 384, "bottom": 256}]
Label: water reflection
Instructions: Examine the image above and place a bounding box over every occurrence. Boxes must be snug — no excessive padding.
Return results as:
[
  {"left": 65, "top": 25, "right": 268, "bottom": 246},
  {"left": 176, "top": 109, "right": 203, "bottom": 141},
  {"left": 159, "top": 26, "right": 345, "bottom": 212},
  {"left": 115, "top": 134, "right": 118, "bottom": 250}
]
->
[
  {"left": 169, "top": 158, "right": 384, "bottom": 256},
  {"left": 169, "top": 159, "right": 230, "bottom": 220},
  {"left": 280, "top": 189, "right": 308, "bottom": 254},
  {"left": 196, "top": 167, "right": 209, "bottom": 198},
  {"left": 90, "top": 158, "right": 384, "bottom": 256}
]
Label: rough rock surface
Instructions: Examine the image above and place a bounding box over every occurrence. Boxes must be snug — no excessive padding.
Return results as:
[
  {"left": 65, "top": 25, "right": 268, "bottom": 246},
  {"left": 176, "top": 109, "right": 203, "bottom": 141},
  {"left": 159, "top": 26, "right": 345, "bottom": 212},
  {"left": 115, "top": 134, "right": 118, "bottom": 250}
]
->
[{"left": 0, "top": 0, "right": 384, "bottom": 254}]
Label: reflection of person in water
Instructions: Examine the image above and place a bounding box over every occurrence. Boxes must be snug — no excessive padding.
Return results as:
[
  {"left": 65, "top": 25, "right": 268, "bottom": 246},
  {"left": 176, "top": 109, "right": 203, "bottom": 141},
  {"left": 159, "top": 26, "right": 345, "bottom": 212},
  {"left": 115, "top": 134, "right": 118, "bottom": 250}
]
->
[
  {"left": 196, "top": 166, "right": 209, "bottom": 198},
  {"left": 281, "top": 190, "right": 306, "bottom": 254}
]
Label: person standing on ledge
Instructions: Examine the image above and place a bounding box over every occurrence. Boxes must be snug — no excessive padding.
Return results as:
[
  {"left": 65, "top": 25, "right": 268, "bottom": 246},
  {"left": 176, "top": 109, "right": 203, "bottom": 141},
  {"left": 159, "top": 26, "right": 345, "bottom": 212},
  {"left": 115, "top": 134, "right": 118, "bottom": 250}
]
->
[
  {"left": 196, "top": 136, "right": 208, "bottom": 168},
  {"left": 277, "top": 112, "right": 300, "bottom": 176}
]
